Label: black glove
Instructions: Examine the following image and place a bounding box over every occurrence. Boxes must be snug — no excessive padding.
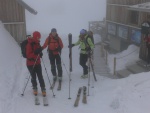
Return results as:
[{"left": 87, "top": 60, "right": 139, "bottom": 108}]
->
[
  {"left": 28, "top": 58, "right": 35, "bottom": 61},
  {"left": 85, "top": 47, "right": 91, "bottom": 51},
  {"left": 68, "top": 44, "right": 75, "bottom": 48},
  {"left": 55, "top": 46, "right": 61, "bottom": 51},
  {"left": 40, "top": 52, "right": 43, "bottom": 58},
  {"left": 34, "top": 47, "right": 43, "bottom": 55}
]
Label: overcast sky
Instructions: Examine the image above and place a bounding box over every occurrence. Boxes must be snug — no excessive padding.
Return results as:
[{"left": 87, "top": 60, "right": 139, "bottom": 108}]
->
[{"left": 24, "top": 0, "right": 106, "bottom": 36}]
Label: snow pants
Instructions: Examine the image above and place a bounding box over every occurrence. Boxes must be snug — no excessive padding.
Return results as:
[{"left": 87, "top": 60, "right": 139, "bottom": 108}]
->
[
  {"left": 147, "top": 44, "right": 150, "bottom": 64},
  {"left": 27, "top": 64, "right": 45, "bottom": 90},
  {"left": 48, "top": 53, "right": 63, "bottom": 81},
  {"left": 79, "top": 53, "right": 88, "bottom": 75}
]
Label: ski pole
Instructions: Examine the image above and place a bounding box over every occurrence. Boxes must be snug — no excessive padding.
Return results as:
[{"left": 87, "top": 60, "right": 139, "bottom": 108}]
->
[
  {"left": 21, "top": 54, "right": 39, "bottom": 96},
  {"left": 68, "top": 71, "right": 71, "bottom": 99},
  {"left": 87, "top": 56, "right": 91, "bottom": 96},
  {"left": 41, "top": 58, "right": 55, "bottom": 97},
  {"left": 58, "top": 52, "right": 71, "bottom": 99},
  {"left": 58, "top": 53, "right": 70, "bottom": 78},
  {"left": 88, "top": 51, "right": 97, "bottom": 81},
  {"left": 68, "top": 33, "right": 72, "bottom": 99}
]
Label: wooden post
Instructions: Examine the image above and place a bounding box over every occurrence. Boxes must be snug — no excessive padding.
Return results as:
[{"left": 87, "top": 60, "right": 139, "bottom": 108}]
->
[
  {"left": 113, "top": 57, "right": 116, "bottom": 75},
  {"left": 106, "top": 50, "right": 108, "bottom": 65},
  {"left": 101, "top": 43, "right": 104, "bottom": 57}
]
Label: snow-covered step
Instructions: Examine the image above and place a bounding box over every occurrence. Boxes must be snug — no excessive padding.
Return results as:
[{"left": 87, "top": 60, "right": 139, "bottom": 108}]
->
[
  {"left": 126, "top": 64, "right": 148, "bottom": 74},
  {"left": 116, "top": 69, "right": 133, "bottom": 78},
  {"left": 93, "top": 44, "right": 112, "bottom": 78}
]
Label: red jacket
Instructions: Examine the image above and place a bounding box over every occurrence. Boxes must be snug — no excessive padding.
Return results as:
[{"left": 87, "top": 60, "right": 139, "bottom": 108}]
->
[
  {"left": 26, "top": 38, "right": 41, "bottom": 66},
  {"left": 144, "top": 35, "right": 150, "bottom": 42},
  {"left": 42, "top": 34, "right": 63, "bottom": 55}
]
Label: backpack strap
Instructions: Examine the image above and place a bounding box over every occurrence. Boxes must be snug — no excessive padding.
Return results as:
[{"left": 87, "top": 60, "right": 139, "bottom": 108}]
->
[
  {"left": 48, "top": 36, "right": 60, "bottom": 46},
  {"left": 47, "top": 36, "right": 60, "bottom": 52},
  {"left": 27, "top": 42, "right": 35, "bottom": 61},
  {"left": 84, "top": 35, "right": 90, "bottom": 47},
  {"left": 31, "top": 42, "right": 35, "bottom": 52},
  {"left": 48, "top": 36, "right": 51, "bottom": 46}
]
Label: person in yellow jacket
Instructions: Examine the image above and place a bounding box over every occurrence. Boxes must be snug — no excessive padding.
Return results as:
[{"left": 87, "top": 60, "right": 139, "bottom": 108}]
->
[{"left": 68, "top": 29, "right": 94, "bottom": 78}]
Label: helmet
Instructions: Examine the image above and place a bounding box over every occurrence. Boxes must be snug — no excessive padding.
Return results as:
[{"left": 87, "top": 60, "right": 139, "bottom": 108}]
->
[
  {"left": 51, "top": 28, "right": 57, "bottom": 33},
  {"left": 33, "top": 31, "right": 41, "bottom": 40},
  {"left": 80, "top": 29, "right": 86, "bottom": 35}
]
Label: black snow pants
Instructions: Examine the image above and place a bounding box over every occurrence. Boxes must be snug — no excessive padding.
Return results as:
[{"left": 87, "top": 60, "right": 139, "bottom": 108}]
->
[
  {"left": 79, "top": 53, "right": 88, "bottom": 75},
  {"left": 27, "top": 64, "right": 45, "bottom": 90},
  {"left": 48, "top": 53, "right": 62, "bottom": 78}
]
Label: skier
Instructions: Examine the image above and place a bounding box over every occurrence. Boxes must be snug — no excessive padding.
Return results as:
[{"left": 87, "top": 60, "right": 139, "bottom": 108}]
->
[
  {"left": 26, "top": 31, "right": 46, "bottom": 96},
  {"left": 42, "top": 28, "right": 63, "bottom": 90},
  {"left": 144, "top": 28, "right": 150, "bottom": 66},
  {"left": 68, "top": 29, "right": 94, "bottom": 78}
]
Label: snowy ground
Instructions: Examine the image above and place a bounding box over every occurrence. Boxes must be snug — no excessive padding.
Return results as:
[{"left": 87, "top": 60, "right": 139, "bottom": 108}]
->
[{"left": 1, "top": 21, "right": 150, "bottom": 113}]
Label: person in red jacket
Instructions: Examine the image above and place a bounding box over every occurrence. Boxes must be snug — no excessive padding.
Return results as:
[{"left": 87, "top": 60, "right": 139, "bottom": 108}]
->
[
  {"left": 26, "top": 31, "right": 46, "bottom": 96},
  {"left": 144, "top": 30, "right": 150, "bottom": 66},
  {"left": 42, "top": 28, "right": 63, "bottom": 90}
]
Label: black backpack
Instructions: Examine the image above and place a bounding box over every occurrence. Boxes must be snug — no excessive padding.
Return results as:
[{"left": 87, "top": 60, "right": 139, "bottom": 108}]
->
[
  {"left": 20, "top": 36, "right": 34, "bottom": 58},
  {"left": 20, "top": 39, "right": 28, "bottom": 58}
]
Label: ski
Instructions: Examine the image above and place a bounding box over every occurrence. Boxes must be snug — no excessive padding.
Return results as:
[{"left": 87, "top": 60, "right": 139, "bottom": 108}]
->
[
  {"left": 82, "top": 86, "right": 87, "bottom": 104},
  {"left": 34, "top": 95, "right": 49, "bottom": 106},
  {"left": 89, "top": 58, "right": 97, "bottom": 81},
  {"left": 43, "top": 96, "right": 48, "bottom": 106},
  {"left": 34, "top": 95, "right": 40, "bottom": 105},
  {"left": 74, "top": 87, "right": 82, "bottom": 107}
]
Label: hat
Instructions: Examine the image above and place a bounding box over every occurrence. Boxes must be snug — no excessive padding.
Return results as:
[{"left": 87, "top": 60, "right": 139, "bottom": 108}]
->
[
  {"left": 33, "top": 31, "right": 41, "bottom": 40},
  {"left": 51, "top": 28, "right": 57, "bottom": 33},
  {"left": 80, "top": 29, "right": 86, "bottom": 35}
]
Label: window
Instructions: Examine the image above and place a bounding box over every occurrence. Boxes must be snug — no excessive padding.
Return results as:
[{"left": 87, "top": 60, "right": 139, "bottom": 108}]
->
[{"left": 129, "top": 11, "right": 139, "bottom": 25}]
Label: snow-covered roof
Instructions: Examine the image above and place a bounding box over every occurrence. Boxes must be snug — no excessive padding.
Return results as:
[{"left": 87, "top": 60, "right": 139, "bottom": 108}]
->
[
  {"left": 16, "top": 0, "right": 37, "bottom": 15},
  {"left": 128, "top": 2, "right": 150, "bottom": 13}
]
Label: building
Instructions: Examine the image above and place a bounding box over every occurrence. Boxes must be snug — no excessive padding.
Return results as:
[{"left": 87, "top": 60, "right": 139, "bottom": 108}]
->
[
  {"left": 106, "top": 0, "right": 150, "bottom": 60},
  {"left": 0, "top": 0, "right": 37, "bottom": 44}
]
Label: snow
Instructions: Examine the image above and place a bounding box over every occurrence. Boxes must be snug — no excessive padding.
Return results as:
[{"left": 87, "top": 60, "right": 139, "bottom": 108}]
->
[
  {"left": 1, "top": 1, "right": 150, "bottom": 113},
  {"left": 1, "top": 21, "right": 150, "bottom": 113},
  {"left": 128, "top": 2, "right": 150, "bottom": 12},
  {"left": 108, "top": 45, "right": 140, "bottom": 73}
]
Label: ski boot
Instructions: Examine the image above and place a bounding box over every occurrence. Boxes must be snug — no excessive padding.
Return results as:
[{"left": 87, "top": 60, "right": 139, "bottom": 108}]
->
[
  {"left": 33, "top": 87, "right": 38, "bottom": 96},
  {"left": 80, "top": 74, "right": 88, "bottom": 79},
  {"left": 57, "top": 77, "right": 62, "bottom": 90},
  {"left": 50, "top": 76, "right": 57, "bottom": 89},
  {"left": 41, "top": 88, "right": 46, "bottom": 97}
]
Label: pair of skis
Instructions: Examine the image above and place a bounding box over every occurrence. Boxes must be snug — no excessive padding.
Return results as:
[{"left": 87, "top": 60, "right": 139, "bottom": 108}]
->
[
  {"left": 74, "top": 86, "right": 87, "bottom": 107},
  {"left": 34, "top": 95, "right": 48, "bottom": 106}
]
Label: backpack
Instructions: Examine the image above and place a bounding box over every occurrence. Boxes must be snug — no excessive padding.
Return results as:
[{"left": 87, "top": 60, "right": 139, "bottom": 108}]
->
[
  {"left": 84, "top": 35, "right": 92, "bottom": 47},
  {"left": 20, "top": 39, "right": 28, "bottom": 58},
  {"left": 20, "top": 39, "right": 34, "bottom": 58}
]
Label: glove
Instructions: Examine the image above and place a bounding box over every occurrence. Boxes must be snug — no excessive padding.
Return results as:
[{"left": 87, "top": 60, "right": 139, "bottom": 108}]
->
[
  {"left": 40, "top": 52, "right": 43, "bottom": 58},
  {"left": 34, "top": 47, "right": 43, "bottom": 55},
  {"left": 85, "top": 47, "right": 91, "bottom": 51},
  {"left": 54, "top": 46, "right": 61, "bottom": 51},
  {"left": 68, "top": 44, "right": 75, "bottom": 48},
  {"left": 28, "top": 58, "right": 35, "bottom": 61}
]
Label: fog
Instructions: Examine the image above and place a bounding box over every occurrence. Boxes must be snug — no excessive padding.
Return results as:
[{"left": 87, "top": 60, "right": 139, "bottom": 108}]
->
[{"left": 24, "top": 0, "right": 106, "bottom": 36}]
